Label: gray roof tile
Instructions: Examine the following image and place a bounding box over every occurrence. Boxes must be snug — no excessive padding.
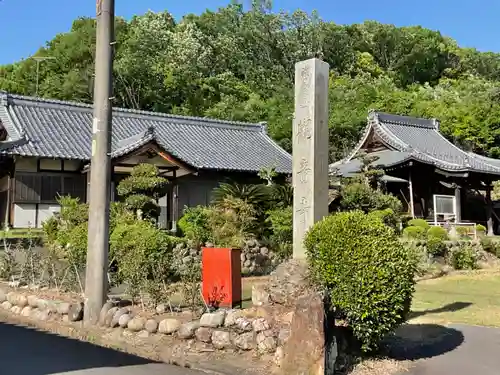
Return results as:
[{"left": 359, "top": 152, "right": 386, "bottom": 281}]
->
[
  {"left": 0, "top": 93, "right": 292, "bottom": 173},
  {"left": 332, "top": 111, "right": 500, "bottom": 176}
]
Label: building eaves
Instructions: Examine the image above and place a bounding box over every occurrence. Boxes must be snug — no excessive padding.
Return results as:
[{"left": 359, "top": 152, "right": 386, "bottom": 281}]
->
[{"left": 0, "top": 93, "right": 292, "bottom": 174}]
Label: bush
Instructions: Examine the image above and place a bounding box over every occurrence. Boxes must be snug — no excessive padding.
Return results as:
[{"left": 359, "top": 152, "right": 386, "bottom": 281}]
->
[
  {"left": 110, "top": 220, "right": 173, "bottom": 302},
  {"left": 370, "top": 208, "right": 398, "bottom": 230},
  {"left": 427, "top": 227, "right": 448, "bottom": 254},
  {"left": 450, "top": 244, "right": 478, "bottom": 270},
  {"left": 480, "top": 237, "right": 500, "bottom": 257},
  {"left": 456, "top": 226, "right": 471, "bottom": 238},
  {"left": 407, "top": 219, "right": 430, "bottom": 231},
  {"left": 476, "top": 224, "right": 486, "bottom": 234},
  {"left": 427, "top": 236, "right": 446, "bottom": 257},
  {"left": 211, "top": 182, "right": 270, "bottom": 210},
  {"left": 340, "top": 182, "right": 402, "bottom": 214},
  {"left": 305, "top": 210, "right": 416, "bottom": 352},
  {"left": 266, "top": 206, "right": 293, "bottom": 259},
  {"left": 403, "top": 226, "right": 426, "bottom": 239},
  {"left": 427, "top": 226, "right": 448, "bottom": 240},
  {"left": 178, "top": 206, "right": 211, "bottom": 245},
  {"left": 206, "top": 197, "right": 257, "bottom": 247}
]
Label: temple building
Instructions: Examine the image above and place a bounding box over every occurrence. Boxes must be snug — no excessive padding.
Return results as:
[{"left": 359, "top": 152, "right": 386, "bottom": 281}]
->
[{"left": 330, "top": 111, "right": 500, "bottom": 235}]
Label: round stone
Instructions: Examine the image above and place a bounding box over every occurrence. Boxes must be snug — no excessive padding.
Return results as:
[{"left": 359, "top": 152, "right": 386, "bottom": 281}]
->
[
  {"left": 158, "top": 318, "right": 182, "bottom": 334},
  {"left": 145, "top": 319, "right": 158, "bottom": 333},
  {"left": 127, "top": 317, "right": 146, "bottom": 332},
  {"left": 118, "top": 314, "right": 131, "bottom": 328}
]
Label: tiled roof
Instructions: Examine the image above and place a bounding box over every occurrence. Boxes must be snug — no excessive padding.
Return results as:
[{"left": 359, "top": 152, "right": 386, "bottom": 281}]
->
[
  {"left": 330, "top": 150, "right": 412, "bottom": 175},
  {"left": 0, "top": 93, "right": 292, "bottom": 173},
  {"left": 332, "top": 111, "right": 500, "bottom": 176}
]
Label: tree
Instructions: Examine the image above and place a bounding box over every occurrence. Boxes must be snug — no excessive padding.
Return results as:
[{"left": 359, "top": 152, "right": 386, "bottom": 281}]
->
[
  {"left": 2, "top": 6, "right": 500, "bottom": 161},
  {"left": 116, "top": 164, "right": 169, "bottom": 221}
]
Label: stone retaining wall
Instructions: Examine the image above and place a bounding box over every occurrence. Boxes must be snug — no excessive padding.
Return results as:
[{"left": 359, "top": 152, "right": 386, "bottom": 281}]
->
[
  {"left": 173, "top": 238, "right": 283, "bottom": 276},
  {"left": 0, "top": 286, "right": 291, "bottom": 369}
]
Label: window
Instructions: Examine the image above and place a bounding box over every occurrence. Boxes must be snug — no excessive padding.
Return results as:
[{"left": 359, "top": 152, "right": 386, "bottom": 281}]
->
[
  {"left": 13, "top": 173, "right": 86, "bottom": 203},
  {"left": 433, "top": 194, "right": 456, "bottom": 224}
]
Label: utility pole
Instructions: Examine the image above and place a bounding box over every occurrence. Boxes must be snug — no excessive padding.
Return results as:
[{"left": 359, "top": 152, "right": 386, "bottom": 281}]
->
[
  {"left": 32, "top": 56, "right": 56, "bottom": 96},
  {"left": 84, "top": 0, "right": 115, "bottom": 325}
]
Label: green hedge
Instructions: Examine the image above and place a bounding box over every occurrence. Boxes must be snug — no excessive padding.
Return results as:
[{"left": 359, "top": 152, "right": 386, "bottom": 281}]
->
[{"left": 305, "top": 210, "right": 416, "bottom": 352}]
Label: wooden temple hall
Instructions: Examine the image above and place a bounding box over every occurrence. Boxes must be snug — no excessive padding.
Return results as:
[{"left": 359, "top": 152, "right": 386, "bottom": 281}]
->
[{"left": 330, "top": 111, "right": 500, "bottom": 235}]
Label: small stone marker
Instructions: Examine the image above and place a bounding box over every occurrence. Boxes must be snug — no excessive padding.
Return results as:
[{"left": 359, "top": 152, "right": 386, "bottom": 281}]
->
[{"left": 292, "top": 58, "right": 330, "bottom": 259}]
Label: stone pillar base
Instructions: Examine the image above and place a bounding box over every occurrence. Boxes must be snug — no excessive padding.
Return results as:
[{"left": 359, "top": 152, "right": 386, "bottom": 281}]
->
[{"left": 252, "top": 260, "right": 336, "bottom": 375}]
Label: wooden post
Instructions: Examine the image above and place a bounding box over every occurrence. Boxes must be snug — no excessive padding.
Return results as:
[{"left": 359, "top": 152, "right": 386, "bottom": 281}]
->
[
  {"left": 454, "top": 185, "right": 461, "bottom": 223},
  {"left": 408, "top": 170, "right": 415, "bottom": 218},
  {"left": 486, "top": 184, "right": 494, "bottom": 236}
]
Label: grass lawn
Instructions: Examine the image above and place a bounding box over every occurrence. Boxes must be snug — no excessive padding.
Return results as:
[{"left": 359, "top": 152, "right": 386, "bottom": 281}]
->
[{"left": 410, "top": 270, "right": 500, "bottom": 327}]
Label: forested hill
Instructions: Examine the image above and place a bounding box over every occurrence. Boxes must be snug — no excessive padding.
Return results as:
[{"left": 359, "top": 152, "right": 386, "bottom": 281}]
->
[{"left": 2, "top": 3, "right": 500, "bottom": 162}]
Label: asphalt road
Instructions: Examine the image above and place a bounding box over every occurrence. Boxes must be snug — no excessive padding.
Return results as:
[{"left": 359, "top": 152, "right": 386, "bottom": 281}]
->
[
  {"left": 0, "top": 320, "right": 206, "bottom": 375},
  {"left": 398, "top": 324, "right": 500, "bottom": 375}
]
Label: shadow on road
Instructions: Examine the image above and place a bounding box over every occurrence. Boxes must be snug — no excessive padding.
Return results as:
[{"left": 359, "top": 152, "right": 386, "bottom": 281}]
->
[
  {"left": 0, "top": 320, "right": 156, "bottom": 375},
  {"left": 408, "top": 301, "right": 473, "bottom": 320},
  {"left": 384, "top": 323, "right": 465, "bottom": 361}
]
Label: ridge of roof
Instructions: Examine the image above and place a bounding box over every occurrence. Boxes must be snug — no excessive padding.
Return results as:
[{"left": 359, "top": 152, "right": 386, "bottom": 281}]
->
[
  {"left": 374, "top": 111, "right": 438, "bottom": 129},
  {"left": 111, "top": 127, "right": 157, "bottom": 159},
  {"left": 3, "top": 92, "right": 266, "bottom": 132}
]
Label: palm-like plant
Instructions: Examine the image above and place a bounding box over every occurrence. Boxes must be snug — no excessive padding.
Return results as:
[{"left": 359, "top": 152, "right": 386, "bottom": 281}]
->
[{"left": 211, "top": 182, "right": 270, "bottom": 208}]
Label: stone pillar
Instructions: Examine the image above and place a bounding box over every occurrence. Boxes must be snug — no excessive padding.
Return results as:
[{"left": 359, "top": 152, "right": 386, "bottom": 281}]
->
[
  {"left": 486, "top": 184, "right": 494, "bottom": 236},
  {"left": 292, "top": 58, "right": 330, "bottom": 259}
]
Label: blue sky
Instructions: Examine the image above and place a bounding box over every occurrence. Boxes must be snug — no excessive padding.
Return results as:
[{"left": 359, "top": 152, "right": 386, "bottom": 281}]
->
[{"left": 1, "top": 0, "right": 499, "bottom": 65}]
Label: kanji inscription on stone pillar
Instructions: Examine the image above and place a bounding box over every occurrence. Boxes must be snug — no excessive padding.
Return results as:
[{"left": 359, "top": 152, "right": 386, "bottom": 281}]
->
[{"left": 292, "top": 58, "right": 330, "bottom": 259}]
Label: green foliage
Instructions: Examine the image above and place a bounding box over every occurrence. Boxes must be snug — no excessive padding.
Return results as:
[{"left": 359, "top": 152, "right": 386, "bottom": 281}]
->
[
  {"left": 116, "top": 164, "right": 169, "bottom": 220},
  {"left": 6, "top": 6, "right": 500, "bottom": 161},
  {"left": 57, "top": 195, "right": 89, "bottom": 226},
  {"left": 450, "top": 244, "right": 478, "bottom": 270},
  {"left": 403, "top": 226, "right": 426, "bottom": 240},
  {"left": 480, "top": 237, "right": 500, "bottom": 257},
  {"left": 206, "top": 197, "right": 258, "bottom": 248},
  {"left": 427, "top": 237, "right": 446, "bottom": 257},
  {"left": 109, "top": 219, "right": 173, "bottom": 302},
  {"left": 476, "top": 224, "right": 486, "bottom": 234},
  {"left": 211, "top": 182, "right": 270, "bottom": 210},
  {"left": 269, "top": 183, "right": 293, "bottom": 209},
  {"left": 42, "top": 196, "right": 89, "bottom": 269},
  {"left": 369, "top": 208, "right": 398, "bottom": 230},
  {"left": 177, "top": 206, "right": 211, "bottom": 246},
  {"left": 426, "top": 226, "right": 448, "bottom": 257},
  {"left": 407, "top": 219, "right": 430, "bottom": 231},
  {"left": 339, "top": 181, "right": 402, "bottom": 213},
  {"left": 266, "top": 206, "right": 293, "bottom": 259},
  {"left": 427, "top": 226, "right": 448, "bottom": 240},
  {"left": 456, "top": 226, "right": 472, "bottom": 238},
  {"left": 305, "top": 210, "right": 416, "bottom": 352}
]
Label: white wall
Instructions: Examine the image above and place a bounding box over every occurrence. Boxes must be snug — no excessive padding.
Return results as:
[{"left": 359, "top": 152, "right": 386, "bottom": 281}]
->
[
  {"left": 37, "top": 204, "right": 61, "bottom": 228},
  {"left": 13, "top": 203, "right": 36, "bottom": 228}
]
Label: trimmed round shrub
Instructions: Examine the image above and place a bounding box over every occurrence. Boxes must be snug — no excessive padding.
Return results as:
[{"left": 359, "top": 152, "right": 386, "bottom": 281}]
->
[
  {"left": 305, "top": 210, "right": 416, "bottom": 352},
  {"left": 407, "top": 218, "right": 430, "bottom": 230},
  {"left": 403, "top": 226, "right": 425, "bottom": 239},
  {"left": 427, "top": 226, "right": 448, "bottom": 240},
  {"left": 476, "top": 224, "right": 486, "bottom": 234},
  {"left": 455, "top": 226, "right": 471, "bottom": 238}
]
